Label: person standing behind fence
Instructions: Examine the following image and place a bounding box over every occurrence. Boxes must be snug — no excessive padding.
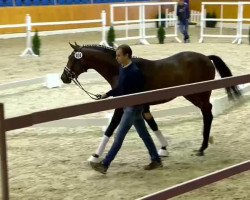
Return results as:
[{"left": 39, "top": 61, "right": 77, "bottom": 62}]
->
[
  {"left": 177, "top": 0, "right": 190, "bottom": 43},
  {"left": 89, "top": 44, "right": 162, "bottom": 174}
]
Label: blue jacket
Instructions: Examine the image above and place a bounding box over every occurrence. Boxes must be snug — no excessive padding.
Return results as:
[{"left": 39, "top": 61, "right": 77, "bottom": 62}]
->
[
  {"left": 177, "top": 2, "right": 190, "bottom": 22},
  {"left": 106, "top": 62, "right": 144, "bottom": 97}
]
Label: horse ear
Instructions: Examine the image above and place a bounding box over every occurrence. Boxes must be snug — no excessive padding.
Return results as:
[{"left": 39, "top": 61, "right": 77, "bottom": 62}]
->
[
  {"left": 74, "top": 42, "right": 81, "bottom": 49},
  {"left": 69, "top": 42, "right": 79, "bottom": 51}
]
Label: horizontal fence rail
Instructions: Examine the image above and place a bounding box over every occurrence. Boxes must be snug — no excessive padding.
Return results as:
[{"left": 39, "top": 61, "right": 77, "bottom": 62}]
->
[
  {"left": 1, "top": 73, "right": 250, "bottom": 200},
  {"left": 4, "top": 74, "right": 250, "bottom": 131},
  {"left": 137, "top": 160, "right": 250, "bottom": 200}
]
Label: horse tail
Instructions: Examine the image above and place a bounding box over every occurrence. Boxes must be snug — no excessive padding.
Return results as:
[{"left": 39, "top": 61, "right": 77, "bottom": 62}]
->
[{"left": 208, "top": 55, "right": 241, "bottom": 100}]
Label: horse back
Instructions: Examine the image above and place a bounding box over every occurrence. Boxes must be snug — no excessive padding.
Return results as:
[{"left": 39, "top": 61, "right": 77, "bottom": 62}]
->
[{"left": 133, "top": 52, "right": 215, "bottom": 91}]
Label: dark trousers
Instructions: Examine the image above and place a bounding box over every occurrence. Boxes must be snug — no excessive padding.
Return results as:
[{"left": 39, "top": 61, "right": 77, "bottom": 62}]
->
[
  {"left": 102, "top": 107, "right": 160, "bottom": 167},
  {"left": 179, "top": 19, "right": 189, "bottom": 40}
]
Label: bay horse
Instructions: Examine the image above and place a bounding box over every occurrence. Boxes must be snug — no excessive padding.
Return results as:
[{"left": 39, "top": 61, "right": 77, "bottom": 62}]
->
[{"left": 61, "top": 43, "right": 241, "bottom": 156}]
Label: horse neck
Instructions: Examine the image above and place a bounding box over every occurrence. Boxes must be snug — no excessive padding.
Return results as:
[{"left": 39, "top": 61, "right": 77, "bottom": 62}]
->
[{"left": 85, "top": 51, "right": 119, "bottom": 87}]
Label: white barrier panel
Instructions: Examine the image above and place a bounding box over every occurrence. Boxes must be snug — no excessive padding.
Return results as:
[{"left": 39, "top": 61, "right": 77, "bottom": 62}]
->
[
  {"left": 199, "top": 2, "right": 250, "bottom": 44},
  {"left": 110, "top": 2, "right": 181, "bottom": 44},
  {"left": 0, "top": 11, "right": 108, "bottom": 56},
  {"left": 190, "top": 10, "right": 201, "bottom": 26},
  {"left": 45, "top": 73, "right": 62, "bottom": 89}
]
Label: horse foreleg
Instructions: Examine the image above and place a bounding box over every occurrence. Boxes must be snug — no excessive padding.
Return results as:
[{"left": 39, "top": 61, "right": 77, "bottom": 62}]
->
[
  {"left": 88, "top": 108, "right": 123, "bottom": 162},
  {"left": 104, "top": 108, "right": 124, "bottom": 137}
]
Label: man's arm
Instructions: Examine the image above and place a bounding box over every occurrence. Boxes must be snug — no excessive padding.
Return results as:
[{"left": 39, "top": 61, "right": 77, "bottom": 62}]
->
[
  {"left": 185, "top": 1, "right": 190, "bottom": 19},
  {"left": 98, "top": 83, "right": 121, "bottom": 99},
  {"left": 177, "top": 5, "right": 180, "bottom": 17}
]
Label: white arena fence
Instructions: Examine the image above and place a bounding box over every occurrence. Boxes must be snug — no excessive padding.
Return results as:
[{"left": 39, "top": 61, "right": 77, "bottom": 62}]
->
[
  {"left": 1, "top": 74, "right": 250, "bottom": 200},
  {"left": 199, "top": 2, "right": 250, "bottom": 44},
  {"left": 0, "top": 10, "right": 108, "bottom": 56},
  {"left": 110, "top": 2, "right": 181, "bottom": 45},
  {"left": 166, "top": 10, "right": 201, "bottom": 27}
]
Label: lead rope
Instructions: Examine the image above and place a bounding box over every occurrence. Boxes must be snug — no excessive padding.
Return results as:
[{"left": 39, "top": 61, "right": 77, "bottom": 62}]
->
[{"left": 72, "top": 78, "right": 101, "bottom": 100}]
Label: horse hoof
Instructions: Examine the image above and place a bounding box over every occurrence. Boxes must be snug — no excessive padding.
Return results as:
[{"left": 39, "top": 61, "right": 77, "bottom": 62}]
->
[
  {"left": 158, "top": 149, "right": 169, "bottom": 157},
  {"left": 87, "top": 155, "right": 101, "bottom": 163},
  {"left": 192, "top": 150, "right": 204, "bottom": 156},
  {"left": 209, "top": 136, "right": 214, "bottom": 144},
  {"left": 196, "top": 151, "right": 204, "bottom": 156}
]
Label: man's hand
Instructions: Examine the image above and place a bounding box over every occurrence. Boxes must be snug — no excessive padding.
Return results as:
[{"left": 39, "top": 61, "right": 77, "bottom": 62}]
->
[
  {"left": 97, "top": 93, "right": 108, "bottom": 99},
  {"left": 101, "top": 93, "right": 108, "bottom": 99}
]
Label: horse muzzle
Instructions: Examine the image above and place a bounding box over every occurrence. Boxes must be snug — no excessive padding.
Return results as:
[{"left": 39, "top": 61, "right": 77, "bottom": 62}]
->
[{"left": 61, "top": 73, "right": 72, "bottom": 84}]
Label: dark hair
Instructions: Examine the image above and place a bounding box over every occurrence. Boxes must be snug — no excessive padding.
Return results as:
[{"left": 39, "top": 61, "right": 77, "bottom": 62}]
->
[{"left": 117, "top": 44, "right": 132, "bottom": 59}]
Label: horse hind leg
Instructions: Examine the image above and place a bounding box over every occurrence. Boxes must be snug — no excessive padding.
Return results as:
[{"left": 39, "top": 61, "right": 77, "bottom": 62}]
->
[
  {"left": 199, "top": 104, "right": 213, "bottom": 156},
  {"left": 184, "top": 92, "right": 213, "bottom": 156}
]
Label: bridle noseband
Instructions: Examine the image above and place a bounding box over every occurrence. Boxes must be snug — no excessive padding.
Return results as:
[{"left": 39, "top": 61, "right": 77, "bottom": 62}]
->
[{"left": 64, "top": 66, "right": 77, "bottom": 80}]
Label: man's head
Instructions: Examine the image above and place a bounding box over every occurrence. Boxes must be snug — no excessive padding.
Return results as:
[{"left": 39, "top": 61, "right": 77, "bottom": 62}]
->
[
  {"left": 178, "top": 0, "right": 184, "bottom": 5},
  {"left": 116, "top": 44, "right": 132, "bottom": 65}
]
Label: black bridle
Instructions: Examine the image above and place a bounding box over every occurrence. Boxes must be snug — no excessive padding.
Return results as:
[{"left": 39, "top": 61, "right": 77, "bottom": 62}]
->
[{"left": 64, "top": 66, "right": 101, "bottom": 100}]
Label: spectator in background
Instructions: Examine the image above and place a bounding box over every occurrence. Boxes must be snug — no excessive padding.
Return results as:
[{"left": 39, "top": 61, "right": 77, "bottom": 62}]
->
[{"left": 177, "top": 0, "right": 190, "bottom": 43}]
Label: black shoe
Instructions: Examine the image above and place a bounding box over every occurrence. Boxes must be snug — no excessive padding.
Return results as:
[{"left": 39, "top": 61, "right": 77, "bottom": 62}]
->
[
  {"left": 144, "top": 161, "right": 163, "bottom": 170},
  {"left": 90, "top": 161, "right": 108, "bottom": 174},
  {"left": 184, "top": 38, "right": 190, "bottom": 43}
]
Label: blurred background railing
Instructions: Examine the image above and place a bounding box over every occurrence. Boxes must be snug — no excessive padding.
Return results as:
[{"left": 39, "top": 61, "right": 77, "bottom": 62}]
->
[{"left": 0, "top": 0, "right": 151, "bottom": 7}]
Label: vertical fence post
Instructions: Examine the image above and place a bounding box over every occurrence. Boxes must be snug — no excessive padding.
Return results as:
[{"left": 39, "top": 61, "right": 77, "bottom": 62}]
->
[
  {"left": 140, "top": 5, "right": 149, "bottom": 45},
  {"left": 139, "top": 5, "right": 143, "bottom": 44},
  {"left": 110, "top": 5, "right": 114, "bottom": 28},
  {"left": 233, "top": 2, "right": 243, "bottom": 44},
  {"left": 20, "top": 14, "right": 37, "bottom": 57},
  {"left": 238, "top": 2, "right": 243, "bottom": 44},
  {"left": 158, "top": 5, "right": 161, "bottom": 27},
  {"left": 165, "top": 9, "right": 169, "bottom": 28},
  {"left": 199, "top": 4, "right": 205, "bottom": 43},
  {"left": 220, "top": 4, "right": 224, "bottom": 35},
  {"left": 99, "top": 10, "right": 108, "bottom": 46},
  {"left": 0, "top": 103, "right": 9, "bottom": 200},
  {"left": 125, "top": 6, "right": 128, "bottom": 39},
  {"left": 174, "top": 3, "right": 181, "bottom": 43}
]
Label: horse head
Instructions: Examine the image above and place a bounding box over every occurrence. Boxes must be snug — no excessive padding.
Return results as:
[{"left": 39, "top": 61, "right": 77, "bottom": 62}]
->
[
  {"left": 61, "top": 42, "right": 120, "bottom": 85},
  {"left": 61, "top": 42, "right": 88, "bottom": 84}
]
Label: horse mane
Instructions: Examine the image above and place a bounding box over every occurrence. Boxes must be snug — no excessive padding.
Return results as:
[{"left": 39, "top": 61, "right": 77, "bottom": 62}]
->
[
  {"left": 81, "top": 44, "right": 140, "bottom": 59},
  {"left": 82, "top": 44, "right": 117, "bottom": 58}
]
